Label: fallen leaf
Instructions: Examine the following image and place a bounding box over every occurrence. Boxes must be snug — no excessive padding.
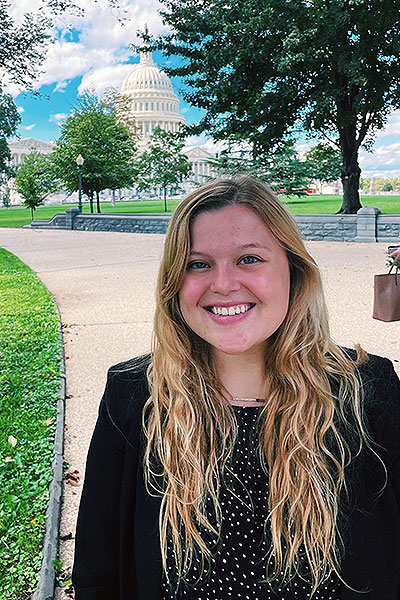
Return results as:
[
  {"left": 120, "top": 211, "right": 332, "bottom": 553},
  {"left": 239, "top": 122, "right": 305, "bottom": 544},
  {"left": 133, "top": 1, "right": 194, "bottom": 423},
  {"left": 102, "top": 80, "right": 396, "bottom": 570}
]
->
[
  {"left": 66, "top": 394, "right": 74, "bottom": 399},
  {"left": 45, "top": 418, "right": 54, "bottom": 426},
  {"left": 8, "top": 435, "right": 17, "bottom": 448},
  {"left": 3, "top": 456, "right": 13, "bottom": 463},
  {"left": 65, "top": 471, "right": 80, "bottom": 486}
]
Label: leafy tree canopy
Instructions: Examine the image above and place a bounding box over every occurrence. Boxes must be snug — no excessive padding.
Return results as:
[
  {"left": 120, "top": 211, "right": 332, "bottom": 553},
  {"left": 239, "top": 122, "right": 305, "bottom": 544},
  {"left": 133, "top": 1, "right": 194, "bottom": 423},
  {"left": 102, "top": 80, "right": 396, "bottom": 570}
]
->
[
  {"left": 54, "top": 91, "right": 138, "bottom": 213},
  {"left": 0, "top": 90, "right": 21, "bottom": 176},
  {"left": 14, "top": 149, "right": 60, "bottom": 219},
  {"left": 133, "top": 126, "right": 192, "bottom": 210},
  {"left": 305, "top": 143, "right": 342, "bottom": 192},
  {"left": 146, "top": 0, "right": 400, "bottom": 212},
  {"left": 208, "top": 141, "right": 310, "bottom": 196}
]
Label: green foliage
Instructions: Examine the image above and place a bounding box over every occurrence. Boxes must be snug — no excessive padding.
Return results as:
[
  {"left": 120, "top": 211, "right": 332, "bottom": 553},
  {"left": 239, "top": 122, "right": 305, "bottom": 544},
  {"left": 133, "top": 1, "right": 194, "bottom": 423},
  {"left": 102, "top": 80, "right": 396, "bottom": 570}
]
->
[
  {"left": 0, "top": 88, "right": 21, "bottom": 177},
  {"left": 150, "top": 0, "right": 400, "bottom": 213},
  {"left": 0, "top": 249, "right": 61, "bottom": 599},
  {"left": 54, "top": 91, "right": 138, "bottom": 213},
  {"left": 14, "top": 150, "right": 59, "bottom": 219},
  {"left": 361, "top": 176, "right": 400, "bottom": 192},
  {"left": 305, "top": 143, "right": 342, "bottom": 191},
  {"left": 208, "top": 142, "right": 310, "bottom": 196},
  {"left": 133, "top": 127, "right": 192, "bottom": 210}
]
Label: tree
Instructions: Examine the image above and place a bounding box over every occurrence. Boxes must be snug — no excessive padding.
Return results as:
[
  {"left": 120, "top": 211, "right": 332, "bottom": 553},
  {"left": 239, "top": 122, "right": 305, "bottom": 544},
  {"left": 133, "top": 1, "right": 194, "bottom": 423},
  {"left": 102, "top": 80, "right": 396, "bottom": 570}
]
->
[
  {"left": 147, "top": 0, "right": 400, "bottom": 213},
  {"left": 207, "top": 141, "right": 310, "bottom": 196},
  {"left": 305, "top": 143, "right": 342, "bottom": 194},
  {"left": 14, "top": 150, "right": 60, "bottom": 219},
  {"left": 133, "top": 127, "right": 192, "bottom": 211},
  {"left": 54, "top": 92, "right": 138, "bottom": 213},
  {"left": 0, "top": 88, "right": 21, "bottom": 180}
]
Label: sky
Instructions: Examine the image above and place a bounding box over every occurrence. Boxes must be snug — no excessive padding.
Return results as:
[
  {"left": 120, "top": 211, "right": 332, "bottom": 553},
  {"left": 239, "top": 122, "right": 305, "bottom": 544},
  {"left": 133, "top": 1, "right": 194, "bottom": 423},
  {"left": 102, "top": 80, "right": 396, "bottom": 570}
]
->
[{"left": 7, "top": 0, "right": 400, "bottom": 178}]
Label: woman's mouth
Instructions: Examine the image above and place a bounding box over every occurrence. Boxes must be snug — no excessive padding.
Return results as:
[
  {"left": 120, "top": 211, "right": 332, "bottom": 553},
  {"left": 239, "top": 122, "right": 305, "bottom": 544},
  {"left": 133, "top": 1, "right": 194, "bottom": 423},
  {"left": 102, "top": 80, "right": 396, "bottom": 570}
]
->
[{"left": 205, "top": 303, "right": 255, "bottom": 316}]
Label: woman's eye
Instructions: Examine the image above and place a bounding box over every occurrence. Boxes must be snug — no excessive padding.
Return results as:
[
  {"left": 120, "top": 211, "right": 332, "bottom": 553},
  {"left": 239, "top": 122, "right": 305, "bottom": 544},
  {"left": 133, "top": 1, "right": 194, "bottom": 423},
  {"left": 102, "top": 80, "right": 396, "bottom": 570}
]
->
[
  {"left": 238, "top": 255, "right": 260, "bottom": 265},
  {"left": 187, "top": 261, "right": 209, "bottom": 270}
]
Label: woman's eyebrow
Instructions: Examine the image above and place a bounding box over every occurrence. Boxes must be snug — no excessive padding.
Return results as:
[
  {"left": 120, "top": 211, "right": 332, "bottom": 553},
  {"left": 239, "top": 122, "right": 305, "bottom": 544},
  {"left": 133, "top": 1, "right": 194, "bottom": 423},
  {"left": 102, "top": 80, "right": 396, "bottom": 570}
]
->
[
  {"left": 189, "top": 243, "right": 272, "bottom": 257},
  {"left": 241, "top": 243, "right": 272, "bottom": 252}
]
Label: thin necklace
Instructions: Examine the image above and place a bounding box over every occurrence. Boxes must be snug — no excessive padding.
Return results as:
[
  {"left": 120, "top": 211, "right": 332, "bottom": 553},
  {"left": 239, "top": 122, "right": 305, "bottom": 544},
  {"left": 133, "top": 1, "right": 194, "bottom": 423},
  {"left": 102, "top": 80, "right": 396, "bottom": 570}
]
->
[
  {"left": 221, "top": 384, "right": 266, "bottom": 405},
  {"left": 230, "top": 396, "right": 265, "bottom": 404}
]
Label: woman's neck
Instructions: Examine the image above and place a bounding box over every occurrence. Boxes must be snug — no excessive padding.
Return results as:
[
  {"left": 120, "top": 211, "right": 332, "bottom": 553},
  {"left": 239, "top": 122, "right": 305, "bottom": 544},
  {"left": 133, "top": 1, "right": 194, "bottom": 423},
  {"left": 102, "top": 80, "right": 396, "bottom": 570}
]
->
[{"left": 213, "top": 349, "right": 268, "bottom": 402}]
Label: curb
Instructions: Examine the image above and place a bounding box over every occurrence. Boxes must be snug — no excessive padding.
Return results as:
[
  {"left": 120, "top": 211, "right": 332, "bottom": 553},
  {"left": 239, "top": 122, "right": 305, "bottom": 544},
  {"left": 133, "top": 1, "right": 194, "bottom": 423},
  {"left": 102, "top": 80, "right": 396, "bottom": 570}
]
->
[{"left": 32, "top": 298, "right": 66, "bottom": 600}]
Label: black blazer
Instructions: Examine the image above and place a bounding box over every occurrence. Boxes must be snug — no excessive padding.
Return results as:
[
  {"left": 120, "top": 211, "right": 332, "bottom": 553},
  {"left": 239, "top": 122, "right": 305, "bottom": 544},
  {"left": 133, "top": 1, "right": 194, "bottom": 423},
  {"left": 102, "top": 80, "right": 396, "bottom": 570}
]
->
[{"left": 72, "top": 352, "right": 400, "bottom": 600}]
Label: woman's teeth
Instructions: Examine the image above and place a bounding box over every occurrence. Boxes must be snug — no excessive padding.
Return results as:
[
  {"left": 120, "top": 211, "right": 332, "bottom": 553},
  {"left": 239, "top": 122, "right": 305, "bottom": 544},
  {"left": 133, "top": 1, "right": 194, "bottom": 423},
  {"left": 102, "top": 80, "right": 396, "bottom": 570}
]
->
[{"left": 209, "top": 304, "right": 251, "bottom": 316}]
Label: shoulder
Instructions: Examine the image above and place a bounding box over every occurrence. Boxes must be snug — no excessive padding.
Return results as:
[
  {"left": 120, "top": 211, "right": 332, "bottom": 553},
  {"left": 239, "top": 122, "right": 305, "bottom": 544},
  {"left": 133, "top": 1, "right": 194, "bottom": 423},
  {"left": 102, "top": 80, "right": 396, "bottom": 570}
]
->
[
  {"left": 341, "top": 348, "right": 400, "bottom": 457},
  {"left": 107, "top": 353, "right": 151, "bottom": 391},
  {"left": 101, "top": 353, "right": 152, "bottom": 431},
  {"left": 340, "top": 346, "right": 398, "bottom": 391}
]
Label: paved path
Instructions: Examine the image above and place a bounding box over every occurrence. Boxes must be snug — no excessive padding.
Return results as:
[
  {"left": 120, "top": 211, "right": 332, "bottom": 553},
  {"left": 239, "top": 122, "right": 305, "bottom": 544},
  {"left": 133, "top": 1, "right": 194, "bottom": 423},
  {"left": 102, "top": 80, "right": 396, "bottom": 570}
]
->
[{"left": 1, "top": 228, "right": 399, "bottom": 598}]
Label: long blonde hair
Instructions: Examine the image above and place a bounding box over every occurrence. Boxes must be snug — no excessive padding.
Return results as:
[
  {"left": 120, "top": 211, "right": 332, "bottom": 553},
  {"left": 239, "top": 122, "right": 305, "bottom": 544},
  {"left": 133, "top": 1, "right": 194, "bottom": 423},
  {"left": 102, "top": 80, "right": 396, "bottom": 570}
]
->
[{"left": 144, "top": 176, "right": 368, "bottom": 594}]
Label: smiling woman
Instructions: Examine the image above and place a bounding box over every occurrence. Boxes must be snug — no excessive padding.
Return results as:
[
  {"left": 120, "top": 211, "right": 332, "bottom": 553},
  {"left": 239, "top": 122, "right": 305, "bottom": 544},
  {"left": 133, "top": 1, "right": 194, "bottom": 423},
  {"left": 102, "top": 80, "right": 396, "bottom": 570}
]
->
[
  {"left": 72, "top": 175, "right": 400, "bottom": 600},
  {"left": 179, "top": 204, "right": 290, "bottom": 363}
]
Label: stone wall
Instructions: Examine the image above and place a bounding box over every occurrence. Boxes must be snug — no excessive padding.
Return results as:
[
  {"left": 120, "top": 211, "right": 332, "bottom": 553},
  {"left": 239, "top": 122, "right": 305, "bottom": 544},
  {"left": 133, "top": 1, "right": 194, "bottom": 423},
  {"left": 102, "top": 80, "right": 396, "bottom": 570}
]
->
[
  {"left": 29, "top": 207, "right": 400, "bottom": 242},
  {"left": 295, "top": 214, "right": 357, "bottom": 241},
  {"left": 377, "top": 214, "right": 400, "bottom": 241}
]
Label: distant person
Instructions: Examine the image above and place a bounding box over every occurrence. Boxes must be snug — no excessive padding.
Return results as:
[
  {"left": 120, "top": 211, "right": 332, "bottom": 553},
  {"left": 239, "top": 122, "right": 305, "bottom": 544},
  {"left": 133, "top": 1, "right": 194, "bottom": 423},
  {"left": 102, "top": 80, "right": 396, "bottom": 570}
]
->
[
  {"left": 389, "top": 244, "right": 400, "bottom": 261},
  {"left": 72, "top": 176, "right": 400, "bottom": 599}
]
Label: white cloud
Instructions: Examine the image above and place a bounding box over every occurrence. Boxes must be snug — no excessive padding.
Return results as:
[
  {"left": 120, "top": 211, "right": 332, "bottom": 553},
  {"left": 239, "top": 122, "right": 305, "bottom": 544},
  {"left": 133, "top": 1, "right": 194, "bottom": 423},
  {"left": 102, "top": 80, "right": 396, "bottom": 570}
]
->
[
  {"left": 78, "top": 64, "right": 133, "bottom": 95},
  {"left": 17, "top": 106, "right": 25, "bottom": 114},
  {"left": 50, "top": 113, "right": 69, "bottom": 124},
  {"left": 24, "top": 124, "right": 36, "bottom": 131},
  {"left": 54, "top": 80, "right": 69, "bottom": 93},
  {"left": 375, "top": 110, "right": 400, "bottom": 141},
  {"left": 19, "top": 0, "right": 167, "bottom": 93},
  {"left": 359, "top": 142, "right": 400, "bottom": 177}
]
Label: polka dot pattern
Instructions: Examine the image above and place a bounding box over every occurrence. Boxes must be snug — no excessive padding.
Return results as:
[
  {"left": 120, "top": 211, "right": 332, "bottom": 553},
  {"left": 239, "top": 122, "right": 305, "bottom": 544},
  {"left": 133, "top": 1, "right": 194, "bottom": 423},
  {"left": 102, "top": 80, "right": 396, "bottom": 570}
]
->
[{"left": 162, "top": 406, "right": 341, "bottom": 599}]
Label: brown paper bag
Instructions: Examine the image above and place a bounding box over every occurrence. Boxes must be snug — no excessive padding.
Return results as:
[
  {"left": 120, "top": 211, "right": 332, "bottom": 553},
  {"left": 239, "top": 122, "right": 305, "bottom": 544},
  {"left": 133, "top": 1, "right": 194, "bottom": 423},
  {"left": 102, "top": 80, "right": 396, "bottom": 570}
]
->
[{"left": 373, "top": 265, "right": 400, "bottom": 322}]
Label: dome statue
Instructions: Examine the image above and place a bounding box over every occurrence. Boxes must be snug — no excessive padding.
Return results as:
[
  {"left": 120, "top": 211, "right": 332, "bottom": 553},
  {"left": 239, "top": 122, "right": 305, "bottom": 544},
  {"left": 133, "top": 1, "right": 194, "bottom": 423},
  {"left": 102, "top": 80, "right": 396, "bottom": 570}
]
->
[{"left": 120, "top": 46, "right": 185, "bottom": 145}]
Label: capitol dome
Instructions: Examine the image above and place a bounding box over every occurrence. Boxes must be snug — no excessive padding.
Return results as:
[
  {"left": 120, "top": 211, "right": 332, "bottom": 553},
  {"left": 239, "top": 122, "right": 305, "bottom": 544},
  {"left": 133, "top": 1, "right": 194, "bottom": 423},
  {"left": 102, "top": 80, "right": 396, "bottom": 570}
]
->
[{"left": 120, "top": 50, "right": 185, "bottom": 143}]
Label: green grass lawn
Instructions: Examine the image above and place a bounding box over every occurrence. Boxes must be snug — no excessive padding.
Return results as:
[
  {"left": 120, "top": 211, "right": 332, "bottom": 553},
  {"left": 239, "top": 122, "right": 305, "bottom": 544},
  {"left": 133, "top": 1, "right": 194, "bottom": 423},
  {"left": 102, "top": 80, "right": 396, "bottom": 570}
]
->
[
  {"left": 1, "top": 194, "right": 400, "bottom": 228},
  {"left": 0, "top": 250, "right": 61, "bottom": 599}
]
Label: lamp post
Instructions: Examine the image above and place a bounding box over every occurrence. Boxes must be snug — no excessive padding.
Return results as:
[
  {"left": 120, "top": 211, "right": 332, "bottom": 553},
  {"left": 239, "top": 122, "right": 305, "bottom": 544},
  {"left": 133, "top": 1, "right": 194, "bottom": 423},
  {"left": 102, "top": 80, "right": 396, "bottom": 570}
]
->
[{"left": 76, "top": 154, "right": 84, "bottom": 213}]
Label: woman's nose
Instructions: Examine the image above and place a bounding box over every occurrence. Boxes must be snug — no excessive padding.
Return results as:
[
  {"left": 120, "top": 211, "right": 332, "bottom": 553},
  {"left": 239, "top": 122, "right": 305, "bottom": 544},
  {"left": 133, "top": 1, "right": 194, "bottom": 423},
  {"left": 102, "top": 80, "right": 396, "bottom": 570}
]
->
[{"left": 209, "top": 265, "right": 241, "bottom": 294}]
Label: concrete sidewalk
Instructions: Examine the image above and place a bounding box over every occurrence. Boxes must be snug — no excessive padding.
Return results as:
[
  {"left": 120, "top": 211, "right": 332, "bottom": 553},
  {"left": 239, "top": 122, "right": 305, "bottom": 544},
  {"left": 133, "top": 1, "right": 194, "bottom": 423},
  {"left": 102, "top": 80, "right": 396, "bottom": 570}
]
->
[{"left": 2, "top": 228, "right": 399, "bottom": 599}]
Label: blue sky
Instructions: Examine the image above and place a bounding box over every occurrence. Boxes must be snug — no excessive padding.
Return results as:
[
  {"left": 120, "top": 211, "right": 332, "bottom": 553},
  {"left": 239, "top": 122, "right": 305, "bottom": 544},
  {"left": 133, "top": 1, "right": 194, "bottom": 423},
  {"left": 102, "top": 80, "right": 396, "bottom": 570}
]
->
[{"left": 8, "top": 0, "right": 400, "bottom": 178}]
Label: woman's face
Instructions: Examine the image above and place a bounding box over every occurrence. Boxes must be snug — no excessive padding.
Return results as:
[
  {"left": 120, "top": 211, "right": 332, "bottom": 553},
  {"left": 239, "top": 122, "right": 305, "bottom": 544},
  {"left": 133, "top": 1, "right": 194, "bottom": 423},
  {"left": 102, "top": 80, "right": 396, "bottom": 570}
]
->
[{"left": 178, "top": 204, "right": 291, "bottom": 362}]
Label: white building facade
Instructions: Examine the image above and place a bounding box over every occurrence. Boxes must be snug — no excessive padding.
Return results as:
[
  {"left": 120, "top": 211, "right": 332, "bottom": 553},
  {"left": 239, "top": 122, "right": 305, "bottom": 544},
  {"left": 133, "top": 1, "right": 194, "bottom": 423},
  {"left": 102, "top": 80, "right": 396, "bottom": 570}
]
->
[
  {"left": 120, "top": 49, "right": 214, "bottom": 190},
  {"left": 8, "top": 137, "right": 54, "bottom": 167}
]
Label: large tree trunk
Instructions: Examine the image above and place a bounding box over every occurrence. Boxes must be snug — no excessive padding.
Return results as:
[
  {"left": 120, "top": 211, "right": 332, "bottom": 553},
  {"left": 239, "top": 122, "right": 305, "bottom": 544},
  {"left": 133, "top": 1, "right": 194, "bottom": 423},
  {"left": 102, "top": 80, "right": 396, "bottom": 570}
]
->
[
  {"left": 163, "top": 187, "right": 167, "bottom": 212},
  {"left": 337, "top": 123, "right": 362, "bottom": 214},
  {"left": 89, "top": 192, "right": 94, "bottom": 214},
  {"left": 96, "top": 190, "right": 101, "bottom": 213}
]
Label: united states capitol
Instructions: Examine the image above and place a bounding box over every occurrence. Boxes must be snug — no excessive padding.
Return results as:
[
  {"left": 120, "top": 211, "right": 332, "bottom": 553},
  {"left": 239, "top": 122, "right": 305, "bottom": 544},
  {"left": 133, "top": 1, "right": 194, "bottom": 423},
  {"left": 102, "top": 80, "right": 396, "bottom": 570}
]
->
[{"left": 8, "top": 47, "right": 215, "bottom": 204}]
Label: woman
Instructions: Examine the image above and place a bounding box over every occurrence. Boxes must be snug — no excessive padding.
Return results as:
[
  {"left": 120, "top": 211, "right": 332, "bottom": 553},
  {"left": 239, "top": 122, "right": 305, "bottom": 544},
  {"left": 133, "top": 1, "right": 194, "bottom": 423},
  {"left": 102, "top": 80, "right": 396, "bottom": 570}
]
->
[{"left": 72, "top": 176, "right": 400, "bottom": 599}]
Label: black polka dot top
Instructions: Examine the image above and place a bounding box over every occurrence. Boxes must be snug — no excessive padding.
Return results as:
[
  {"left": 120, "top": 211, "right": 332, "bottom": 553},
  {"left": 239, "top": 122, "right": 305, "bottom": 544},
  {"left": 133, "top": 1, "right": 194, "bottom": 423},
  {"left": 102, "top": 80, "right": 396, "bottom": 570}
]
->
[{"left": 162, "top": 406, "right": 342, "bottom": 600}]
